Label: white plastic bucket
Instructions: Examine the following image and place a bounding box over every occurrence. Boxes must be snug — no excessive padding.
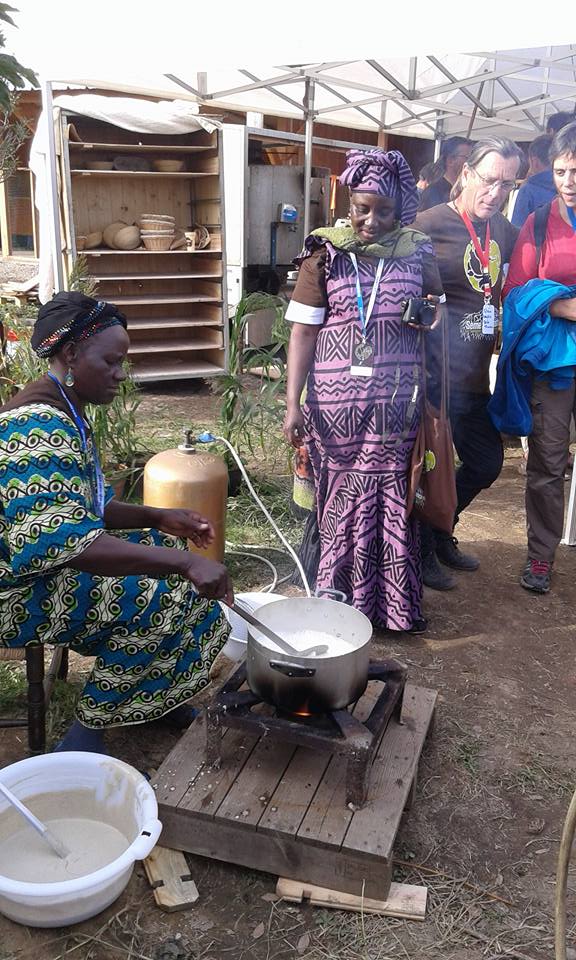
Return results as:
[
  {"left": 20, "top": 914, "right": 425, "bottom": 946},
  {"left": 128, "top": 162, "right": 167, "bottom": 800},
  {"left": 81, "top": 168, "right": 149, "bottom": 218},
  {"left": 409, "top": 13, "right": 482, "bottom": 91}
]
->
[
  {"left": 221, "top": 591, "right": 286, "bottom": 661},
  {"left": 0, "top": 752, "right": 162, "bottom": 927}
]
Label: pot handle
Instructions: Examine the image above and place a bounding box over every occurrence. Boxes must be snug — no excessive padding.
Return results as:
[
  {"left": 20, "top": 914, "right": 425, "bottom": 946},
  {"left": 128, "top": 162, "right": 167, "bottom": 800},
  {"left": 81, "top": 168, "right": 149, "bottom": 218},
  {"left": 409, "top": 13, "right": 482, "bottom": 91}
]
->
[
  {"left": 315, "top": 587, "right": 348, "bottom": 603},
  {"left": 269, "top": 660, "right": 316, "bottom": 678}
]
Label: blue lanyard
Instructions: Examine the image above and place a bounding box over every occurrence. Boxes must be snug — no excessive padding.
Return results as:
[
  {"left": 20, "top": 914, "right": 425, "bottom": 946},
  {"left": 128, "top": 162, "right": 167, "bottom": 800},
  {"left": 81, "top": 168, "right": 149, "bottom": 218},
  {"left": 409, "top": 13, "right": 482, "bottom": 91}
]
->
[
  {"left": 349, "top": 253, "right": 385, "bottom": 339},
  {"left": 47, "top": 373, "right": 105, "bottom": 518},
  {"left": 566, "top": 205, "right": 576, "bottom": 231}
]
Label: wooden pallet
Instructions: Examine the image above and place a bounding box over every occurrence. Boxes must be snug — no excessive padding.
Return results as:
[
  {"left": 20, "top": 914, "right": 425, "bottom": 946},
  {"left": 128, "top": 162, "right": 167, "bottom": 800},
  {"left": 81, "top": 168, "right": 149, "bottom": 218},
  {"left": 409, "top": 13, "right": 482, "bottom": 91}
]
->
[{"left": 155, "top": 682, "right": 436, "bottom": 900}]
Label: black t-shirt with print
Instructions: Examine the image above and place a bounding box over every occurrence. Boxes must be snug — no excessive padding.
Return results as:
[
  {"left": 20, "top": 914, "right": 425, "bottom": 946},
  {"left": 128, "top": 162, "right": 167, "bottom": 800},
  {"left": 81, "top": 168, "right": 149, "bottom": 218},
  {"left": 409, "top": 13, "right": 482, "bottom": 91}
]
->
[{"left": 415, "top": 203, "right": 518, "bottom": 394}]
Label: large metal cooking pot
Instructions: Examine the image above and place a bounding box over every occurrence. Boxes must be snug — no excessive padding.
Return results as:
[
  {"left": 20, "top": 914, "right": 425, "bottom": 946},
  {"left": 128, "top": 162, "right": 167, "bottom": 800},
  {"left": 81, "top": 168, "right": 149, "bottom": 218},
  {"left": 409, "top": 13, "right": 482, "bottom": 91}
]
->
[{"left": 245, "top": 595, "right": 373, "bottom": 713}]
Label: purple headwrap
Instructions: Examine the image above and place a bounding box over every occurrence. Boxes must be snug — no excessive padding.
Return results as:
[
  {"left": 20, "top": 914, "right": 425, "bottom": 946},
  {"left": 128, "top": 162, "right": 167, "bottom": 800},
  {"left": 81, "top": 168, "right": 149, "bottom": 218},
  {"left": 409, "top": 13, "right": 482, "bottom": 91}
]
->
[{"left": 339, "top": 149, "right": 418, "bottom": 225}]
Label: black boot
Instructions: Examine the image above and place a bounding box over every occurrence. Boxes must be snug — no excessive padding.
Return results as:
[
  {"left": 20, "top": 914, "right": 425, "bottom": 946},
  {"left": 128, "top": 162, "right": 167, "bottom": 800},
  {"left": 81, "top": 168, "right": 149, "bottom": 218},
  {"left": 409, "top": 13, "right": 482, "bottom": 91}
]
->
[
  {"left": 435, "top": 534, "right": 479, "bottom": 571},
  {"left": 422, "top": 551, "right": 456, "bottom": 591}
]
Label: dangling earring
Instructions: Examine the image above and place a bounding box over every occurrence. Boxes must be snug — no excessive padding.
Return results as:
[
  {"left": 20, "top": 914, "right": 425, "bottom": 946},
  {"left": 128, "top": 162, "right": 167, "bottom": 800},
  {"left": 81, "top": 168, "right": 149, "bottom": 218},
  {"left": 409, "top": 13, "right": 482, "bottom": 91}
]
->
[{"left": 64, "top": 367, "right": 75, "bottom": 387}]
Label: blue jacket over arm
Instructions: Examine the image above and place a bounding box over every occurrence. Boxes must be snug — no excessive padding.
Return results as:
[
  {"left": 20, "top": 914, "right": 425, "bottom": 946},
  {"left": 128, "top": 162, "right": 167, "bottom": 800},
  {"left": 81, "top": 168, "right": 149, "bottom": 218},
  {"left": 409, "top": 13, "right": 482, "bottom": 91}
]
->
[{"left": 488, "top": 279, "right": 576, "bottom": 436}]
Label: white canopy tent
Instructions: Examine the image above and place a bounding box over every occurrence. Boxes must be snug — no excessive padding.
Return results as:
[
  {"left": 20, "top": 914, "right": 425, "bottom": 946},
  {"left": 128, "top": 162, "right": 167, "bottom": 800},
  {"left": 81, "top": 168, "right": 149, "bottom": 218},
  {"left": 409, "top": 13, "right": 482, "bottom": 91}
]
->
[{"left": 5, "top": 1, "right": 576, "bottom": 541}]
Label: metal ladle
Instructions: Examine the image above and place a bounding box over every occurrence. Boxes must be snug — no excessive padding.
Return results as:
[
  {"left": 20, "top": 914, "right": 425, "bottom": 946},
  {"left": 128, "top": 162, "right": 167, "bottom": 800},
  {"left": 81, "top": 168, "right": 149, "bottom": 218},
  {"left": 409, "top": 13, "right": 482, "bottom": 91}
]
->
[
  {"left": 229, "top": 600, "right": 329, "bottom": 658},
  {"left": 0, "top": 781, "right": 70, "bottom": 859}
]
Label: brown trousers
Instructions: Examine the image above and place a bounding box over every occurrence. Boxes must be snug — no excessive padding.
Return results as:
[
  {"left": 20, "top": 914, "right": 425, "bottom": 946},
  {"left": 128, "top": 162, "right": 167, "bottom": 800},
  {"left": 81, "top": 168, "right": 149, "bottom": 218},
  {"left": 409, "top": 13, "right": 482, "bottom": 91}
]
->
[{"left": 526, "top": 378, "right": 576, "bottom": 561}]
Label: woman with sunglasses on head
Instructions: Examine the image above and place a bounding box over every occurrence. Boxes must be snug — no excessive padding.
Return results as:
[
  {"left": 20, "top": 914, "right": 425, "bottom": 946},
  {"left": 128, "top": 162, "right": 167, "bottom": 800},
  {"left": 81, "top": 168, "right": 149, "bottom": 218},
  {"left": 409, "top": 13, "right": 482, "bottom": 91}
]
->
[
  {"left": 414, "top": 137, "right": 523, "bottom": 591},
  {"left": 500, "top": 122, "right": 576, "bottom": 594},
  {"left": 283, "top": 149, "right": 444, "bottom": 634}
]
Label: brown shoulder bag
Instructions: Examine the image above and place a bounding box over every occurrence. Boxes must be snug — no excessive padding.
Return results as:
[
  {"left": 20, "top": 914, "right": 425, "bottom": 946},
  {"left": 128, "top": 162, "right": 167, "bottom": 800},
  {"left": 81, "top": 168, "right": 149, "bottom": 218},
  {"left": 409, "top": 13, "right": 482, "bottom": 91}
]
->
[{"left": 407, "top": 317, "right": 457, "bottom": 534}]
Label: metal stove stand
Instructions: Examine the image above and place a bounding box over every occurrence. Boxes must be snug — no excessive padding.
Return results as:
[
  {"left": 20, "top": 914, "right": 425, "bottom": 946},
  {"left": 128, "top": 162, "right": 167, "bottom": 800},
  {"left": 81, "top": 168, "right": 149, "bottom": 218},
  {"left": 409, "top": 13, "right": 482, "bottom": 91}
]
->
[{"left": 205, "top": 658, "right": 407, "bottom": 808}]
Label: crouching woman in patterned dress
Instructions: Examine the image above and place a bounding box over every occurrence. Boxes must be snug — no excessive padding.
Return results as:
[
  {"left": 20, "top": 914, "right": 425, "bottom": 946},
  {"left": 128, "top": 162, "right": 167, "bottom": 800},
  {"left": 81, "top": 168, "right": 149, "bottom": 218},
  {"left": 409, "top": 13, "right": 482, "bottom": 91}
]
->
[
  {"left": 283, "top": 150, "right": 444, "bottom": 633},
  {"left": 0, "top": 292, "right": 232, "bottom": 754}
]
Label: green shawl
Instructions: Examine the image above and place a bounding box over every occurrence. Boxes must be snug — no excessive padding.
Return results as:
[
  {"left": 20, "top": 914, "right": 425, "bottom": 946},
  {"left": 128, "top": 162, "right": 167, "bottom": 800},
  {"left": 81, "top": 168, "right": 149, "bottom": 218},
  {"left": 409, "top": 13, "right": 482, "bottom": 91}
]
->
[{"left": 310, "top": 224, "right": 430, "bottom": 259}]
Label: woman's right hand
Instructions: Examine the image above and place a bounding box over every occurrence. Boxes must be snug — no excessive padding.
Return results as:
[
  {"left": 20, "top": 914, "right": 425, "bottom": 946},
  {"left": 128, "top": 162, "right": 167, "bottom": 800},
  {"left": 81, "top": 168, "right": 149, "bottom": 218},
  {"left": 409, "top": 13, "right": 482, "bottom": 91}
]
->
[
  {"left": 179, "top": 555, "right": 234, "bottom": 605},
  {"left": 283, "top": 408, "right": 305, "bottom": 448}
]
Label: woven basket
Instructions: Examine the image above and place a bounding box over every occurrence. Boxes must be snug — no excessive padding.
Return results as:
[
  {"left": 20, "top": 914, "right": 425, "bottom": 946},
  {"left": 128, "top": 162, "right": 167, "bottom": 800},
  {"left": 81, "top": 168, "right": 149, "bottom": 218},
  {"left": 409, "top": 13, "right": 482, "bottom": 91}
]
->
[
  {"left": 140, "top": 218, "right": 176, "bottom": 232},
  {"left": 140, "top": 213, "right": 175, "bottom": 223},
  {"left": 142, "top": 234, "right": 173, "bottom": 251},
  {"left": 152, "top": 159, "right": 185, "bottom": 173},
  {"left": 192, "top": 224, "right": 211, "bottom": 250}
]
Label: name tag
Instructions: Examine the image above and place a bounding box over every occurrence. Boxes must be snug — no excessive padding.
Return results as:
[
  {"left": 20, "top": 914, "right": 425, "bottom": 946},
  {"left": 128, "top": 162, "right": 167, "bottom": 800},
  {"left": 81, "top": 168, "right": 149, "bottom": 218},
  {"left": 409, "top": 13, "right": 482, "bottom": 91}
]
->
[
  {"left": 482, "top": 303, "right": 496, "bottom": 335},
  {"left": 350, "top": 364, "right": 374, "bottom": 377}
]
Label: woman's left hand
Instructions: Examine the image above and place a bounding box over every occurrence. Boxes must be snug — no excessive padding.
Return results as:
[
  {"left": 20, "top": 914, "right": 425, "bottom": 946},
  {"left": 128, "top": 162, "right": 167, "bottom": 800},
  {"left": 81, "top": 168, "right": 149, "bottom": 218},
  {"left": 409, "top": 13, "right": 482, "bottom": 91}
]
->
[{"left": 154, "top": 508, "right": 216, "bottom": 548}]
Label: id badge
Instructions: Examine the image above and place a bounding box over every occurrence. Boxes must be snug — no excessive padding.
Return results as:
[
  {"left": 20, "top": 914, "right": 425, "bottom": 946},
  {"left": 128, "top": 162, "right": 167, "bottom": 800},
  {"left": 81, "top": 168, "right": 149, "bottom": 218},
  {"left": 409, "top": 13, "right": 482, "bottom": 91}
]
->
[
  {"left": 350, "top": 338, "right": 374, "bottom": 378},
  {"left": 482, "top": 302, "right": 496, "bottom": 335}
]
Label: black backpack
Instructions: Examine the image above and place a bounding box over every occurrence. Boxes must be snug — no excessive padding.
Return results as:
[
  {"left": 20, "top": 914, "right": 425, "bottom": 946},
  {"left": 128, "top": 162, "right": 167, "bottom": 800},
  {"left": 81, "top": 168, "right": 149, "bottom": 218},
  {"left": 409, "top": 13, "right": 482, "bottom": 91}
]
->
[{"left": 533, "top": 201, "right": 552, "bottom": 270}]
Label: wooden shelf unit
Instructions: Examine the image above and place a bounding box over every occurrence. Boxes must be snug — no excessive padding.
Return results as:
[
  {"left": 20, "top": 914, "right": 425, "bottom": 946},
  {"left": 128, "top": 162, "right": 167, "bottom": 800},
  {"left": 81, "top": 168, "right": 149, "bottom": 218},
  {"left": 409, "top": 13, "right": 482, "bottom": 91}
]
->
[{"left": 60, "top": 115, "right": 228, "bottom": 382}]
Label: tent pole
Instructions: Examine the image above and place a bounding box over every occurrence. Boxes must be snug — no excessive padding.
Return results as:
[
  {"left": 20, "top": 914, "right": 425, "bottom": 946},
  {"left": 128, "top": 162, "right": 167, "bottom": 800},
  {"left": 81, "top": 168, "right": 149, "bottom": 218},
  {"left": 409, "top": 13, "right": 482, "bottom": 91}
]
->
[
  {"left": 41, "top": 79, "right": 64, "bottom": 293},
  {"left": 303, "top": 78, "right": 315, "bottom": 239},
  {"left": 433, "top": 119, "right": 444, "bottom": 161}
]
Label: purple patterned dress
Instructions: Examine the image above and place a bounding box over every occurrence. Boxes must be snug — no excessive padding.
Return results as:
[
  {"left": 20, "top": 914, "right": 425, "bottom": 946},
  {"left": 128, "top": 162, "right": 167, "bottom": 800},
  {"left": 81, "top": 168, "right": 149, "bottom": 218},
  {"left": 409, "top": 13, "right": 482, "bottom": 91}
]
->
[{"left": 303, "top": 238, "right": 435, "bottom": 630}]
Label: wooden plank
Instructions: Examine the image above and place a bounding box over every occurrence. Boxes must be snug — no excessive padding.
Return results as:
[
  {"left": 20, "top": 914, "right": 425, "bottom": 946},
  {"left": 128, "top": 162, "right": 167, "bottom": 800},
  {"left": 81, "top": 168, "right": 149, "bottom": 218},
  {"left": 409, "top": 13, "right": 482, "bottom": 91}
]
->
[
  {"left": 132, "top": 361, "right": 225, "bottom": 381},
  {"left": 71, "top": 170, "right": 214, "bottom": 178},
  {"left": 83, "top": 245, "right": 222, "bottom": 255},
  {"left": 158, "top": 806, "right": 391, "bottom": 900},
  {"left": 295, "top": 681, "right": 384, "bottom": 849},
  {"left": 70, "top": 142, "right": 213, "bottom": 154},
  {"left": 154, "top": 712, "right": 211, "bottom": 807},
  {"left": 276, "top": 877, "right": 427, "bottom": 921},
  {"left": 341, "top": 684, "right": 436, "bottom": 859},
  {"left": 111, "top": 294, "right": 222, "bottom": 305},
  {"left": 215, "top": 738, "right": 297, "bottom": 827},
  {"left": 143, "top": 846, "right": 200, "bottom": 912},
  {"left": 176, "top": 727, "right": 261, "bottom": 819},
  {"left": 129, "top": 337, "right": 223, "bottom": 355},
  {"left": 128, "top": 318, "right": 223, "bottom": 331},
  {"left": 95, "top": 272, "right": 222, "bottom": 281},
  {"left": 258, "top": 746, "right": 332, "bottom": 836}
]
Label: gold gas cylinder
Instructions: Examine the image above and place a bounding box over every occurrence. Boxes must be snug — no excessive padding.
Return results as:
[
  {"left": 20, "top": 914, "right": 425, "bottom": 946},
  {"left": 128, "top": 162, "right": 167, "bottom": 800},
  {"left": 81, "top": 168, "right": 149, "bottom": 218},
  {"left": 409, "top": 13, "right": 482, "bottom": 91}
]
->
[{"left": 143, "top": 431, "right": 228, "bottom": 562}]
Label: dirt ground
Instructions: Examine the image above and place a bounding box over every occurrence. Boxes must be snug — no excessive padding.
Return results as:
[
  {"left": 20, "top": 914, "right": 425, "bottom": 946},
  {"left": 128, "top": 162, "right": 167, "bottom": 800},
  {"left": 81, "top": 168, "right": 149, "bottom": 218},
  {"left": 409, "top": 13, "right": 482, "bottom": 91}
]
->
[{"left": 1, "top": 383, "right": 575, "bottom": 960}]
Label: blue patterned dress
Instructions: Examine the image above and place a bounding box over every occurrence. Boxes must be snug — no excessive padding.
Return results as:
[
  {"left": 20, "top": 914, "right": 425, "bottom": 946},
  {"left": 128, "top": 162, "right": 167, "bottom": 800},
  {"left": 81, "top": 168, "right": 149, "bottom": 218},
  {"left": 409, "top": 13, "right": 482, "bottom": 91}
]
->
[{"left": 0, "top": 403, "right": 229, "bottom": 729}]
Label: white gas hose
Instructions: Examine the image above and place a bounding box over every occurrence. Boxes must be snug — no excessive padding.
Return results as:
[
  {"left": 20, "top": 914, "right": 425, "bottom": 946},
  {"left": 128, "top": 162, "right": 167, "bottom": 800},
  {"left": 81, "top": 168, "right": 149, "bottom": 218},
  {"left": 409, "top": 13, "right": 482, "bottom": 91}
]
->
[{"left": 197, "top": 432, "right": 312, "bottom": 597}]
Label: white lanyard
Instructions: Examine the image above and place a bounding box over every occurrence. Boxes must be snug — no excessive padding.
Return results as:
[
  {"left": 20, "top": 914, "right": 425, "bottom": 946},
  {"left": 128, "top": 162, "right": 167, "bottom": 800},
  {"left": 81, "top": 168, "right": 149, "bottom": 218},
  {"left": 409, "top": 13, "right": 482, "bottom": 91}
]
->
[{"left": 349, "top": 253, "right": 385, "bottom": 339}]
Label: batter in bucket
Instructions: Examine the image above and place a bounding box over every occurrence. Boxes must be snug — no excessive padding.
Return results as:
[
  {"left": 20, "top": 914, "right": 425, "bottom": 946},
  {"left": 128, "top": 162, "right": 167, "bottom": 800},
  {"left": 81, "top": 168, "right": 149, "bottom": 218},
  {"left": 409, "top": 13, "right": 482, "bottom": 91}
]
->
[{"left": 0, "top": 818, "right": 128, "bottom": 882}]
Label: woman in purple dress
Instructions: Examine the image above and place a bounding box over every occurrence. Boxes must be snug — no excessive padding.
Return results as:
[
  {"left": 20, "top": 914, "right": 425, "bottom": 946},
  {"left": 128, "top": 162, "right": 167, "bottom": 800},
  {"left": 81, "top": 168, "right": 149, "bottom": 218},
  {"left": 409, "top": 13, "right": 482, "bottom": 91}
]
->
[{"left": 284, "top": 150, "right": 444, "bottom": 632}]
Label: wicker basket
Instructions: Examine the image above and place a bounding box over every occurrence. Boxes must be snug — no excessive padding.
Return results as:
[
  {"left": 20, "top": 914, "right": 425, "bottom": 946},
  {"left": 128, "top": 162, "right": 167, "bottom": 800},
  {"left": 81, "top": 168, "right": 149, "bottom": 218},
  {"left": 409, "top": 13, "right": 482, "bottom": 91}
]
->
[
  {"left": 140, "top": 213, "right": 175, "bottom": 223},
  {"left": 192, "top": 223, "right": 211, "bottom": 250},
  {"left": 152, "top": 159, "right": 185, "bottom": 173},
  {"left": 142, "top": 234, "right": 174, "bottom": 251},
  {"left": 140, "top": 218, "right": 176, "bottom": 232}
]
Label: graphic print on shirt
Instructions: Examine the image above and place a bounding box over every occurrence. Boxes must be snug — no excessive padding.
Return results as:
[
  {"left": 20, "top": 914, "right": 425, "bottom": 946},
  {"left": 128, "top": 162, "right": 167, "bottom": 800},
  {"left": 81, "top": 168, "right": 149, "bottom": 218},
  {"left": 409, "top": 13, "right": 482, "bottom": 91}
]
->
[{"left": 460, "top": 238, "right": 502, "bottom": 341}]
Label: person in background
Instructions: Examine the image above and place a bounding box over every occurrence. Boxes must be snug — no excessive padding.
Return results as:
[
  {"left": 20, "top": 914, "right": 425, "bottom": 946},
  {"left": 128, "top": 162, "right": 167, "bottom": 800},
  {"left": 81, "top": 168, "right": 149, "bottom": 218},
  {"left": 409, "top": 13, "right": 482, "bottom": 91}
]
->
[
  {"left": 502, "top": 121, "right": 576, "bottom": 594},
  {"left": 511, "top": 136, "right": 555, "bottom": 228},
  {"left": 546, "top": 111, "right": 576, "bottom": 136},
  {"left": 283, "top": 149, "right": 444, "bottom": 633},
  {"left": 418, "top": 137, "right": 472, "bottom": 211},
  {"left": 0, "top": 292, "right": 233, "bottom": 754},
  {"left": 414, "top": 137, "right": 522, "bottom": 590},
  {"left": 416, "top": 161, "right": 437, "bottom": 197}
]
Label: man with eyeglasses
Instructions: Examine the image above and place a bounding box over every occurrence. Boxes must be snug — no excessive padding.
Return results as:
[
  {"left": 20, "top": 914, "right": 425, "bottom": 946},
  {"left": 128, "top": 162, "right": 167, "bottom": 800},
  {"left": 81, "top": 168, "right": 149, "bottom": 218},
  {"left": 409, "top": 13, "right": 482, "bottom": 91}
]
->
[{"left": 414, "top": 136, "right": 523, "bottom": 591}]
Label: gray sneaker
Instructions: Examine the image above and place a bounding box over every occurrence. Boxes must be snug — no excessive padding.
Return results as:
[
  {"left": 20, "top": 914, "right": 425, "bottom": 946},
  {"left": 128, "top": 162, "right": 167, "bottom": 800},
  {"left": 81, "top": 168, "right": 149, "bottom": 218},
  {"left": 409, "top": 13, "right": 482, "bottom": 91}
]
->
[
  {"left": 520, "top": 558, "right": 552, "bottom": 594},
  {"left": 436, "top": 535, "right": 479, "bottom": 571},
  {"left": 422, "top": 551, "right": 456, "bottom": 591}
]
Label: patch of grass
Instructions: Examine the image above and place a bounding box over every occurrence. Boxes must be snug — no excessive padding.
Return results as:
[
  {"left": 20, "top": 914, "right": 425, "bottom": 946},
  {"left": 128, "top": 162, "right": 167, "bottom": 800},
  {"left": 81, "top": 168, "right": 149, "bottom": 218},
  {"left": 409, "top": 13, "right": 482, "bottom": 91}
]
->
[
  {"left": 499, "top": 754, "right": 575, "bottom": 799},
  {"left": 0, "top": 661, "right": 26, "bottom": 711},
  {"left": 453, "top": 734, "right": 482, "bottom": 775},
  {"left": 225, "top": 474, "right": 306, "bottom": 593},
  {"left": 45, "top": 677, "right": 84, "bottom": 748},
  {"left": 226, "top": 474, "right": 303, "bottom": 549}
]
